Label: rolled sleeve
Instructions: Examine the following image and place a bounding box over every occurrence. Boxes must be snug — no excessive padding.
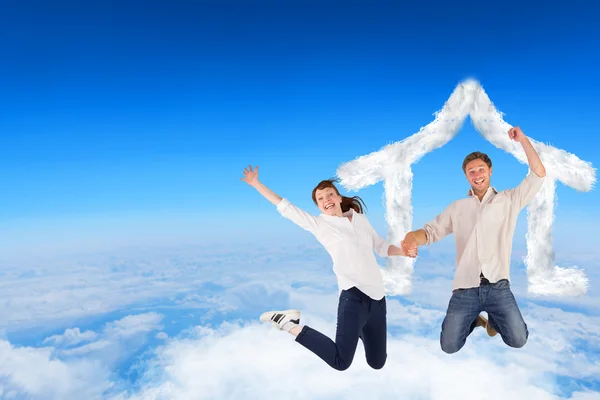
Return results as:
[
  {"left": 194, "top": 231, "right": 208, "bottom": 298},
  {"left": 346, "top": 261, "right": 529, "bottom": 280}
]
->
[
  {"left": 365, "top": 217, "right": 390, "bottom": 258},
  {"left": 509, "top": 171, "right": 546, "bottom": 210},
  {"left": 423, "top": 203, "right": 454, "bottom": 245},
  {"left": 276, "top": 198, "right": 320, "bottom": 233},
  {"left": 276, "top": 198, "right": 291, "bottom": 213},
  {"left": 373, "top": 232, "right": 390, "bottom": 258}
]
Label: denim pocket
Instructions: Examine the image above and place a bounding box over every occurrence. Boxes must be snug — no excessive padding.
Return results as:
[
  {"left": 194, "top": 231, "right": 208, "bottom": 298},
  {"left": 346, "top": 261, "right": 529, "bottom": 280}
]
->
[
  {"left": 491, "top": 279, "right": 510, "bottom": 290},
  {"left": 340, "top": 287, "right": 363, "bottom": 304}
]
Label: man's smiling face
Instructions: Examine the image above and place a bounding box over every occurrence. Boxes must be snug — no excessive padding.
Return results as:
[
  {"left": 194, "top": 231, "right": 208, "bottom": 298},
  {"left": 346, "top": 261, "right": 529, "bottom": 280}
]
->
[{"left": 465, "top": 158, "right": 492, "bottom": 195}]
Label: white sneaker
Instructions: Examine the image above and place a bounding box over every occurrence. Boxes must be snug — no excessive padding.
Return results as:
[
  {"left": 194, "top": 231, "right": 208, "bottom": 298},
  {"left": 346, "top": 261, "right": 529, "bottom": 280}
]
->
[{"left": 259, "top": 309, "right": 300, "bottom": 332}]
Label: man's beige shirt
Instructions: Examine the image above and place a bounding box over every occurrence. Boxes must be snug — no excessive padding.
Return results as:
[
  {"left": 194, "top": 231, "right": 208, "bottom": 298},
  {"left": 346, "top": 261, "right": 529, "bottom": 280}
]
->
[{"left": 423, "top": 171, "right": 546, "bottom": 291}]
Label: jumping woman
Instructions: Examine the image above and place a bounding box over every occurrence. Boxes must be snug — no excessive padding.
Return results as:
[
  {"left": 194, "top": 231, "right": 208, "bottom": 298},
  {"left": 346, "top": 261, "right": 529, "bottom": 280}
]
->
[{"left": 241, "top": 165, "right": 416, "bottom": 371}]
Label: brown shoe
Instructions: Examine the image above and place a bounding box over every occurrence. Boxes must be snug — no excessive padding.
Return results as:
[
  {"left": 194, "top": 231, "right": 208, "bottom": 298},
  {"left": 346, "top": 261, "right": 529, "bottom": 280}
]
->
[{"left": 476, "top": 314, "right": 497, "bottom": 337}]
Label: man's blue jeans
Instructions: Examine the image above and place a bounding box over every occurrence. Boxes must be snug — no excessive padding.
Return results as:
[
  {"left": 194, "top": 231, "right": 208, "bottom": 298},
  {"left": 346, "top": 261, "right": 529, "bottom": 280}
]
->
[
  {"left": 440, "top": 279, "right": 528, "bottom": 353},
  {"left": 295, "top": 286, "right": 387, "bottom": 371}
]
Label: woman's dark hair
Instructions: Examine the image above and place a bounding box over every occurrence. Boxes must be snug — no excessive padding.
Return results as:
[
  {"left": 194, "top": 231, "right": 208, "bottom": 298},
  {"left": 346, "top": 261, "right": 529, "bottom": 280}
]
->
[{"left": 311, "top": 178, "right": 367, "bottom": 214}]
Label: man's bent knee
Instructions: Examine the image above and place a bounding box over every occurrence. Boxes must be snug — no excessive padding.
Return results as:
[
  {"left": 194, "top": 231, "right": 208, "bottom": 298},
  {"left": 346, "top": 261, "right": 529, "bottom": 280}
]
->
[
  {"left": 440, "top": 334, "right": 466, "bottom": 354},
  {"left": 505, "top": 330, "right": 528, "bottom": 349},
  {"left": 440, "top": 341, "right": 464, "bottom": 354}
]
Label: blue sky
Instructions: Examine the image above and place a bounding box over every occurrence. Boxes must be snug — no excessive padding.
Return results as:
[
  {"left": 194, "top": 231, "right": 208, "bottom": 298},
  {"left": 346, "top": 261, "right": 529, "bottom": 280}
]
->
[
  {"left": 1, "top": 2, "right": 600, "bottom": 398},
  {"left": 1, "top": 0, "right": 599, "bottom": 255}
]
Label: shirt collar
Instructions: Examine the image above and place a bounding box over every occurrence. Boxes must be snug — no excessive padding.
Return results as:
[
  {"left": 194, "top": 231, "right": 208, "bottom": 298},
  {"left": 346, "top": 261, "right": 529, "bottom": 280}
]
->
[
  {"left": 467, "top": 186, "right": 498, "bottom": 199},
  {"left": 320, "top": 208, "right": 355, "bottom": 219}
]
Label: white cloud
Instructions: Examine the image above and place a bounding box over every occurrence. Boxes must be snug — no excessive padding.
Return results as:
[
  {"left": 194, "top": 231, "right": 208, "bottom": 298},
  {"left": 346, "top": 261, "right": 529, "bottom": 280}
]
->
[
  {"left": 0, "top": 244, "right": 598, "bottom": 399},
  {"left": 59, "top": 339, "right": 113, "bottom": 357},
  {"left": 76, "top": 250, "right": 593, "bottom": 400},
  {"left": 113, "top": 308, "right": 598, "bottom": 400},
  {"left": 42, "top": 327, "right": 97, "bottom": 347},
  {"left": 51, "top": 313, "right": 164, "bottom": 361},
  {"left": 2, "top": 241, "right": 598, "bottom": 336},
  {"left": 0, "top": 339, "right": 112, "bottom": 399},
  {"left": 104, "top": 313, "right": 164, "bottom": 338},
  {"left": 0, "top": 244, "right": 331, "bottom": 332},
  {"left": 0, "top": 312, "right": 165, "bottom": 399},
  {"left": 569, "top": 392, "right": 600, "bottom": 400},
  {"left": 337, "top": 79, "right": 596, "bottom": 297}
]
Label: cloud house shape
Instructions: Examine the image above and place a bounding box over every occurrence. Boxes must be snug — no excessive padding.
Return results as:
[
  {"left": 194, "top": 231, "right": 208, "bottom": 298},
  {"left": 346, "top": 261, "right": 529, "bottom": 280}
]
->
[{"left": 336, "top": 79, "right": 596, "bottom": 297}]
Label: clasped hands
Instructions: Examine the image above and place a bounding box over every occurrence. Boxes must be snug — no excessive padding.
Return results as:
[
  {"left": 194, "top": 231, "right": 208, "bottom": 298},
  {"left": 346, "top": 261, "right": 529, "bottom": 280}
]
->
[{"left": 401, "top": 233, "right": 419, "bottom": 258}]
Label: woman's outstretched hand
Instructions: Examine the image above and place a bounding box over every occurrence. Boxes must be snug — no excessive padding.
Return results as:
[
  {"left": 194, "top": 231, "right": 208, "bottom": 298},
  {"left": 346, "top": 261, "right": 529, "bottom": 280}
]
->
[
  {"left": 240, "top": 165, "right": 260, "bottom": 186},
  {"left": 240, "top": 165, "right": 283, "bottom": 206}
]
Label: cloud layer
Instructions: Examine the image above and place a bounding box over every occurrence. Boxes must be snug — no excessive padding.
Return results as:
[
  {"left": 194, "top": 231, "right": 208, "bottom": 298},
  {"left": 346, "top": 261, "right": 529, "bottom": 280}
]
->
[
  {"left": 0, "top": 244, "right": 598, "bottom": 399},
  {"left": 116, "top": 298, "right": 600, "bottom": 400}
]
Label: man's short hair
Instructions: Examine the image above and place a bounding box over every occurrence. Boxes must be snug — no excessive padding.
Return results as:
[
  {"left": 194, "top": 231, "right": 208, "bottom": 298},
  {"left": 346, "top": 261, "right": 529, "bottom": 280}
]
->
[{"left": 462, "top": 151, "right": 492, "bottom": 172}]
